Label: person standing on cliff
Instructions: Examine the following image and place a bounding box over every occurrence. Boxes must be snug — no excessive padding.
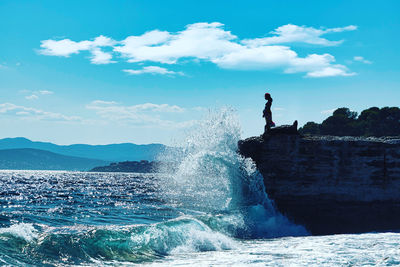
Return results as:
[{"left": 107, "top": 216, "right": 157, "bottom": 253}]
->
[{"left": 263, "top": 93, "right": 275, "bottom": 133}]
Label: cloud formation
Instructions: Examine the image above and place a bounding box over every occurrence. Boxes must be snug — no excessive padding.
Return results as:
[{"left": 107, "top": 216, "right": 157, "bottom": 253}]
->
[
  {"left": 38, "top": 90, "right": 54, "bottom": 95},
  {"left": 86, "top": 100, "right": 191, "bottom": 128},
  {"left": 39, "top": 23, "right": 357, "bottom": 77},
  {"left": 25, "top": 95, "right": 39, "bottom": 100},
  {"left": 0, "top": 103, "right": 82, "bottom": 122},
  {"left": 353, "top": 56, "right": 372, "bottom": 64},
  {"left": 242, "top": 24, "right": 357, "bottom": 47},
  {"left": 23, "top": 90, "right": 54, "bottom": 100},
  {"left": 40, "top": 35, "right": 116, "bottom": 64},
  {"left": 0, "top": 100, "right": 194, "bottom": 128},
  {"left": 123, "top": 66, "right": 183, "bottom": 76}
]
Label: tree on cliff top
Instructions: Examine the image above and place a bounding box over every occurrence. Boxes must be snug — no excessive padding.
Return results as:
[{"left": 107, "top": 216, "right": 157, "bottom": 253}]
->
[{"left": 299, "top": 107, "right": 400, "bottom": 137}]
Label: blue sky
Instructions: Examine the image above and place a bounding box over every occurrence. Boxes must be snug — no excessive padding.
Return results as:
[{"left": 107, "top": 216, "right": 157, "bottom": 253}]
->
[{"left": 1, "top": 0, "right": 399, "bottom": 145}]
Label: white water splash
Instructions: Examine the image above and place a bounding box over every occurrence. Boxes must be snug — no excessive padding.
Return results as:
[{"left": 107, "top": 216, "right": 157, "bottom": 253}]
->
[
  {"left": 158, "top": 108, "right": 307, "bottom": 238},
  {"left": 0, "top": 223, "right": 38, "bottom": 242}
]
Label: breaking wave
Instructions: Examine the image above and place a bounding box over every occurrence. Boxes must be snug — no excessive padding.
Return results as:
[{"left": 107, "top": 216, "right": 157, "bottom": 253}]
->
[{"left": 157, "top": 107, "right": 307, "bottom": 238}]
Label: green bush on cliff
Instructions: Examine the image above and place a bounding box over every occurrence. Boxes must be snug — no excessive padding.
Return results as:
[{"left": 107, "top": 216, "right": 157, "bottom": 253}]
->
[{"left": 299, "top": 107, "right": 400, "bottom": 137}]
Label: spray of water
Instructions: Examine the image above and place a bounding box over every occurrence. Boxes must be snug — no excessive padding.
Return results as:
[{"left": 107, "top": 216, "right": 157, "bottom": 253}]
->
[{"left": 157, "top": 107, "right": 307, "bottom": 238}]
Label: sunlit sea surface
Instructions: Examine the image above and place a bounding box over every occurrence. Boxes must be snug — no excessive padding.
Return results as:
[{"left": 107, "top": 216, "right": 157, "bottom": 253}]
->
[{"left": 1, "top": 171, "right": 399, "bottom": 266}]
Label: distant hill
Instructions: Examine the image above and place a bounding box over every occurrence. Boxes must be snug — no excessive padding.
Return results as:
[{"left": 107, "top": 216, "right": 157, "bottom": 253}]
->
[
  {"left": 90, "top": 160, "right": 177, "bottom": 173},
  {"left": 299, "top": 107, "right": 400, "bottom": 137},
  {"left": 90, "top": 160, "right": 157, "bottom": 173},
  {"left": 0, "top": 137, "right": 167, "bottom": 162},
  {"left": 0, "top": 148, "right": 109, "bottom": 171}
]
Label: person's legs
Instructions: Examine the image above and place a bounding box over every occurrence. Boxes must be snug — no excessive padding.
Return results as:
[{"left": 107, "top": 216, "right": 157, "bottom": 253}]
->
[{"left": 264, "top": 118, "right": 271, "bottom": 133}]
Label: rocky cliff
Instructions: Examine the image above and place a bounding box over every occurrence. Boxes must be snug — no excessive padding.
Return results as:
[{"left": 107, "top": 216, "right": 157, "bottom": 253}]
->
[{"left": 238, "top": 132, "right": 400, "bottom": 235}]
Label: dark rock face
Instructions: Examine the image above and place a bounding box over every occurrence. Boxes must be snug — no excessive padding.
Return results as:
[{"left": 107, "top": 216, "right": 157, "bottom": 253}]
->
[
  {"left": 238, "top": 134, "right": 400, "bottom": 235},
  {"left": 265, "top": 121, "right": 298, "bottom": 136}
]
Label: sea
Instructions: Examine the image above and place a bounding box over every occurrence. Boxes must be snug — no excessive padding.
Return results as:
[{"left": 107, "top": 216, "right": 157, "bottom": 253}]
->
[{"left": 1, "top": 110, "right": 400, "bottom": 266}]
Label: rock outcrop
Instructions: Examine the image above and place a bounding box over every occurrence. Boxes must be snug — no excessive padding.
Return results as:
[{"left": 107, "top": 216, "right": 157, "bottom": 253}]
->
[
  {"left": 238, "top": 132, "right": 400, "bottom": 235},
  {"left": 265, "top": 121, "right": 298, "bottom": 135}
]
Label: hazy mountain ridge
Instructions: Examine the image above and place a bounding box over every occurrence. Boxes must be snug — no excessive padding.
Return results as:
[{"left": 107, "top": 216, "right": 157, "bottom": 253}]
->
[
  {"left": 0, "top": 137, "right": 166, "bottom": 162},
  {"left": 0, "top": 148, "right": 109, "bottom": 171}
]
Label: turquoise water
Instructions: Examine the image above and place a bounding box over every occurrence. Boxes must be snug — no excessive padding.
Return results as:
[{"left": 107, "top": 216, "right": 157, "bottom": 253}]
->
[
  {"left": 2, "top": 172, "right": 400, "bottom": 267},
  {"left": 1, "top": 110, "right": 399, "bottom": 266}
]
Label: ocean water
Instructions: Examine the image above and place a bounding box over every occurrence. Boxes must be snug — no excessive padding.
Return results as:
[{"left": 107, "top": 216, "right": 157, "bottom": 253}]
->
[{"left": 1, "top": 109, "right": 400, "bottom": 266}]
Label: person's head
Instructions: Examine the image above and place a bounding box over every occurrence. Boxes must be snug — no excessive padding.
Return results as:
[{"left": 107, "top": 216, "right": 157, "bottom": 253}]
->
[{"left": 265, "top": 93, "right": 271, "bottom": 100}]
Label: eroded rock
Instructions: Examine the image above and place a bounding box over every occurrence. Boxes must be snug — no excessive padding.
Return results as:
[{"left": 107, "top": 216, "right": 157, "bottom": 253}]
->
[{"left": 238, "top": 134, "right": 400, "bottom": 235}]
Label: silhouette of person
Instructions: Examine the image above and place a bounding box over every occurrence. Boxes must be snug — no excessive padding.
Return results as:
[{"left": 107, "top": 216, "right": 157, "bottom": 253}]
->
[{"left": 263, "top": 93, "right": 275, "bottom": 133}]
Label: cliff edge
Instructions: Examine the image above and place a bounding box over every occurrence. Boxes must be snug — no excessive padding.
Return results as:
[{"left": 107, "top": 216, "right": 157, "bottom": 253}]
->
[{"left": 238, "top": 131, "right": 400, "bottom": 235}]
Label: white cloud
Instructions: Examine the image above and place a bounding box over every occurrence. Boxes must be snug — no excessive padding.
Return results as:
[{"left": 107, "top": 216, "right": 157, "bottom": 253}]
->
[
  {"left": 242, "top": 24, "right": 357, "bottom": 47},
  {"left": 0, "top": 102, "right": 82, "bottom": 122},
  {"left": 0, "top": 100, "right": 191, "bottom": 127},
  {"left": 90, "top": 100, "right": 118, "bottom": 106},
  {"left": 22, "top": 90, "right": 54, "bottom": 100},
  {"left": 115, "top": 22, "right": 240, "bottom": 64},
  {"left": 325, "top": 25, "right": 358, "bottom": 33},
  {"left": 285, "top": 53, "right": 336, "bottom": 73},
  {"left": 39, "top": 35, "right": 117, "bottom": 64},
  {"left": 123, "top": 66, "right": 183, "bottom": 76},
  {"left": 214, "top": 47, "right": 354, "bottom": 77},
  {"left": 25, "top": 94, "right": 39, "bottom": 100},
  {"left": 39, "top": 22, "right": 357, "bottom": 78},
  {"left": 38, "top": 90, "right": 53, "bottom": 95},
  {"left": 306, "top": 66, "right": 356, "bottom": 78},
  {"left": 39, "top": 39, "right": 92, "bottom": 57},
  {"left": 39, "top": 35, "right": 116, "bottom": 57},
  {"left": 90, "top": 48, "right": 116, "bottom": 64},
  {"left": 353, "top": 56, "right": 372, "bottom": 64},
  {"left": 87, "top": 100, "right": 184, "bottom": 114},
  {"left": 115, "top": 30, "right": 172, "bottom": 62},
  {"left": 212, "top": 45, "right": 295, "bottom": 69},
  {"left": 86, "top": 100, "right": 189, "bottom": 128}
]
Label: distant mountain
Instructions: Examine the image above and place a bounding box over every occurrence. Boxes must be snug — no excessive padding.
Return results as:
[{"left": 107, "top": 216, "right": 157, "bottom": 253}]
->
[
  {"left": 90, "top": 160, "right": 157, "bottom": 173},
  {"left": 90, "top": 160, "right": 177, "bottom": 173},
  {"left": 0, "top": 137, "right": 167, "bottom": 162},
  {"left": 0, "top": 148, "right": 109, "bottom": 171}
]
